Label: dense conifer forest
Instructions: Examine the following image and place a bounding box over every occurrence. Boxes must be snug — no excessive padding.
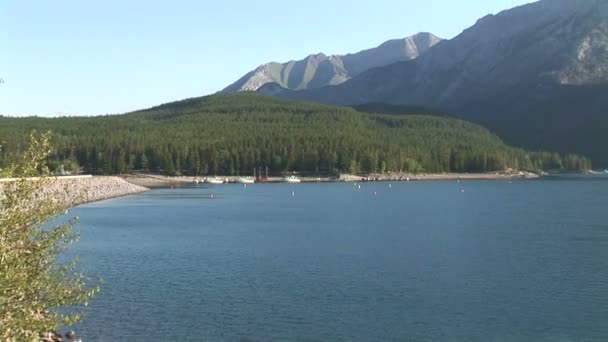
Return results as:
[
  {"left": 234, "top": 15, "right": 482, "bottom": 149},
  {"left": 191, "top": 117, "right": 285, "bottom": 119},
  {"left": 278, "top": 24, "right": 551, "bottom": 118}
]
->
[{"left": 0, "top": 93, "right": 591, "bottom": 176}]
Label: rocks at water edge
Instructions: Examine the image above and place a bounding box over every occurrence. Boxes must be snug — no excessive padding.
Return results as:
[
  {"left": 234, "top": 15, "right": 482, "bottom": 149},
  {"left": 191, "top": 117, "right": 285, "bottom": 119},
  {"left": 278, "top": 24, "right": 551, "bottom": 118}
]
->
[
  {"left": 0, "top": 176, "right": 149, "bottom": 209},
  {"left": 56, "top": 176, "right": 149, "bottom": 206}
]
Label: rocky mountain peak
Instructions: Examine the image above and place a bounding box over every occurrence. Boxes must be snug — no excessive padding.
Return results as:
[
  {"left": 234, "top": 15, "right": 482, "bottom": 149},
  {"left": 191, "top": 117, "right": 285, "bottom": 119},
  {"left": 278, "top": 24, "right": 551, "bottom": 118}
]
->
[{"left": 222, "top": 32, "right": 443, "bottom": 93}]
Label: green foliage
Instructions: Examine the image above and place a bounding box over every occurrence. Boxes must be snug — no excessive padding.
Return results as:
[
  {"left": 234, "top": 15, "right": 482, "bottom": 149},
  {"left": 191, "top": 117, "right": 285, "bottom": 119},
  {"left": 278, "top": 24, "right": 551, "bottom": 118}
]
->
[
  {"left": 351, "top": 103, "right": 447, "bottom": 117},
  {"left": 0, "top": 93, "right": 592, "bottom": 176},
  {"left": 0, "top": 132, "right": 98, "bottom": 340}
]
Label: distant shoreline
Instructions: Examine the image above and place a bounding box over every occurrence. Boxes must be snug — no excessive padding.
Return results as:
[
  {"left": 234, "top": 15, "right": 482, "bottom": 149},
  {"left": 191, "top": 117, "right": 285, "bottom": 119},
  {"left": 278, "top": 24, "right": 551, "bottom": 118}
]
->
[
  {"left": 0, "top": 171, "right": 567, "bottom": 210},
  {"left": 122, "top": 171, "right": 540, "bottom": 187}
]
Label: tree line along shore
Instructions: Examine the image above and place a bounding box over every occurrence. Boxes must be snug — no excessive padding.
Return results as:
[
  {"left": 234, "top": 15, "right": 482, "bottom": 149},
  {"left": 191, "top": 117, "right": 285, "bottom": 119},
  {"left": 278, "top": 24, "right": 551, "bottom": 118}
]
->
[
  {"left": 0, "top": 92, "right": 587, "bottom": 209},
  {"left": 0, "top": 93, "right": 592, "bottom": 181}
]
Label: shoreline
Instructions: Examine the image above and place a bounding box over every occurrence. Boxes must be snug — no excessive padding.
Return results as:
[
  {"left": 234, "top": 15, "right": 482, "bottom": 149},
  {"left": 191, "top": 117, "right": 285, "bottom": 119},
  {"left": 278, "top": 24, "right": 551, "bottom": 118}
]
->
[
  {"left": 348, "top": 171, "right": 540, "bottom": 182},
  {"left": 0, "top": 171, "right": 542, "bottom": 209},
  {"left": 0, "top": 171, "right": 547, "bottom": 209},
  {"left": 123, "top": 171, "right": 540, "bottom": 186},
  {"left": 63, "top": 176, "right": 150, "bottom": 206},
  {"left": 47, "top": 176, "right": 150, "bottom": 208}
]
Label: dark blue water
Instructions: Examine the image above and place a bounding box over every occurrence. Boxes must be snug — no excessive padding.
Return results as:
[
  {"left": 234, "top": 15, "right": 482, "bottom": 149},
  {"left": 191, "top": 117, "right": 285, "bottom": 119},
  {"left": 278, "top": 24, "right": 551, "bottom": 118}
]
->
[{"left": 68, "top": 179, "right": 608, "bottom": 341}]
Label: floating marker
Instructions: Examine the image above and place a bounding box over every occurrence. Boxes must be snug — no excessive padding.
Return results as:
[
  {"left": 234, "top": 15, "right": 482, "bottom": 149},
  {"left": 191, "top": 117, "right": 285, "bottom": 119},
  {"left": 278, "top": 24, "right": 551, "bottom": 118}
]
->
[
  {"left": 292, "top": 190, "right": 295, "bottom": 197},
  {"left": 374, "top": 191, "right": 377, "bottom": 196},
  {"left": 460, "top": 189, "right": 465, "bottom": 193},
  {"left": 358, "top": 185, "right": 362, "bottom": 189},
  {"left": 388, "top": 183, "right": 392, "bottom": 188},
  {"left": 210, "top": 194, "right": 215, "bottom": 198}
]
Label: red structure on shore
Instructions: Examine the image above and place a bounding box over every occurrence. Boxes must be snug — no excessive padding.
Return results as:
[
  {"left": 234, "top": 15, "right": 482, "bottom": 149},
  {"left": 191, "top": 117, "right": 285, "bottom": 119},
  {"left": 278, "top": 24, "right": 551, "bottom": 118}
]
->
[{"left": 254, "top": 166, "right": 269, "bottom": 182}]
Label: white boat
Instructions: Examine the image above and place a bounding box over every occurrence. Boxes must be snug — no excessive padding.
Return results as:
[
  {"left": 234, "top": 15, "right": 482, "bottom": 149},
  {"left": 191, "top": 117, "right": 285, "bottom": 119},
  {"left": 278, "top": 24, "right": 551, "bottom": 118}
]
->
[
  {"left": 237, "top": 177, "right": 255, "bottom": 184},
  {"left": 284, "top": 175, "right": 301, "bottom": 183},
  {"left": 206, "top": 177, "right": 224, "bottom": 184}
]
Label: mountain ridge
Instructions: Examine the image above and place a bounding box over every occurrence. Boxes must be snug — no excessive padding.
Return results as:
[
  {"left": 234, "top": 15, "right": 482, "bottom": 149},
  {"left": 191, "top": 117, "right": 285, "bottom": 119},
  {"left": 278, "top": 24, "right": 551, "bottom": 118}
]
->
[{"left": 222, "top": 32, "right": 442, "bottom": 93}]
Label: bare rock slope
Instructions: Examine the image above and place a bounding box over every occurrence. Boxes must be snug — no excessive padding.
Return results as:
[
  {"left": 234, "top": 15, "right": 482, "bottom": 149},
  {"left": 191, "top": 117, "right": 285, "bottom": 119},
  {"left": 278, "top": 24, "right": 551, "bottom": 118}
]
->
[{"left": 222, "top": 32, "right": 442, "bottom": 93}]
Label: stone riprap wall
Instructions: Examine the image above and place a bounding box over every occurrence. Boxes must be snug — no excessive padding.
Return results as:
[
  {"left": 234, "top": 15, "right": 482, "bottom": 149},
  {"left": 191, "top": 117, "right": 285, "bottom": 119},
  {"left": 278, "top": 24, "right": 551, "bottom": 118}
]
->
[{"left": 0, "top": 176, "right": 149, "bottom": 208}]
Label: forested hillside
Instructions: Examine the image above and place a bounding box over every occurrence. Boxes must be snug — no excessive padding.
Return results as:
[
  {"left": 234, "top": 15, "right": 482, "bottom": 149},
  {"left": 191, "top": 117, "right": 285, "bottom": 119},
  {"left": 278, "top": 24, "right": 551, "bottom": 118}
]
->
[{"left": 0, "top": 93, "right": 590, "bottom": 176}]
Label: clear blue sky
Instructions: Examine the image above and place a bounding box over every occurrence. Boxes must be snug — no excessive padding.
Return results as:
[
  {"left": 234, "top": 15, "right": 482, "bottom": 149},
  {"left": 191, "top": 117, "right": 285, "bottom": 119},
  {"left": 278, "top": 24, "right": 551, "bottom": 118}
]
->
[{"left": 1, "top": 0, "right": 536, "bottom": 116}]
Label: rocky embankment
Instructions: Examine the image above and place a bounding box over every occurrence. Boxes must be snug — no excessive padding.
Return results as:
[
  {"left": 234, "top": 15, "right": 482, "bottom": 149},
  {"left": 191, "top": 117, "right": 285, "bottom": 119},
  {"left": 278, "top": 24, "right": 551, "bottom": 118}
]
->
[
  {"left": 0, "top": 176, "right": 149, "bottom": 208},
  {"left": 57, "top": 176, "right": 149, "bottom": 205}
]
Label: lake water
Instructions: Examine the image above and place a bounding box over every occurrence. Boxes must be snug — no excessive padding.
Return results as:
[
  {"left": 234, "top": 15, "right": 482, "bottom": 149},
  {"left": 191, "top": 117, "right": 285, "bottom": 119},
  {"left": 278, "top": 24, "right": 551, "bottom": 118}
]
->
[{"left": 68, "top": 178, "right": 608, "bottom": 341}]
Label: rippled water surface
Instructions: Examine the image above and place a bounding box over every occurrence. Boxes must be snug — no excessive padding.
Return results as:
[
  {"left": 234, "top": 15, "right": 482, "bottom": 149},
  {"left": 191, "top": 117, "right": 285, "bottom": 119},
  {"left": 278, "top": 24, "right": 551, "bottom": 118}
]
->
[{"left": 69, "top": 178, "right": 608, "bottom": 341}]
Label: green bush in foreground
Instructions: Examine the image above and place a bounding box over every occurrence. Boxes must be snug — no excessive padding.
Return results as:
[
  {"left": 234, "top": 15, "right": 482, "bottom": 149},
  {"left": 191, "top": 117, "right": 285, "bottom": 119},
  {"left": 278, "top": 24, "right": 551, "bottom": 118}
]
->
[{"left": 0, "top": 132, "right": 98, "bottom": 340}]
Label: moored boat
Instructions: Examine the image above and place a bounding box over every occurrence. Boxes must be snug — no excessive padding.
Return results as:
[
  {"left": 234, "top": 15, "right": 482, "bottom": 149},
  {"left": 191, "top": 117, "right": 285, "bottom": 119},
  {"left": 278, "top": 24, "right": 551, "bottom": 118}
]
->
[
  {"left": 284, "top": 175, "right": 301, "bottom": 183},
  {"left": 206, "top": 177, "right": 224, "bottom": 184},
  {"left": 237, "top": 177, "right": 255, "bottom": 184}
]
